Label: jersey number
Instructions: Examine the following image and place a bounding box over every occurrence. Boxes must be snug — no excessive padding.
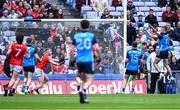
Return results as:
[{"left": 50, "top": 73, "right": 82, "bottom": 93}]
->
[
  {"left": 131, "top": 54, "right": 138, "bottom": 62},
  {"left": 15, "top": 49, "right": 21, "bottom": 56},
  {"left": 76, "top": 38, "right": 91, "bottom": 50}
]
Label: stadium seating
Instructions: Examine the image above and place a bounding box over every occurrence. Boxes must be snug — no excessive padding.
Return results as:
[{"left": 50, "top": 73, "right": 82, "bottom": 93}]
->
[
  {"left": 81, "top": 6, "right": 93, "bottom": 14},
  {"left": 86, "top": 11, "right": 99, "bottom": 19},
  {"left": 173, "top": 41, "right": 180, "bottom": 46},
  {"left": 133, "top": 2, "right": 145, "bottom": 7},
  {"left": 139, "top": 7, "right": 150, "bottom": 12},
  {"left": 145, "top": 2, "right": 157, "bottom": 7},
  {"left": 116, "top": 7, "right": 123, "bottom": 12},
  {"left": 110, "top": 12, "right": 121, "bottom": 17},
  {"left": 108, "top": 6, "right": 116, "bottom": 12}
]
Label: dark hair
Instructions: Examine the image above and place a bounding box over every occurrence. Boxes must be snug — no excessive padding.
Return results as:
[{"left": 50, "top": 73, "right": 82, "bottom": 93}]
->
[
  {"left": 142, "top": 42, "right": 147, "bottom": 45},
  {"left": 162, "top": 26, "right": 168, "bottom": 32},
  {"left": 80, "top": 20, "right": 90, "bottom": 29},
  {"left": 138, "top": 15, "right": 143, "bottom": 17},
  {"left": 149, "top": 9, "right": 154, "bottom": 12},
  {"left": 26, "top": 37, "right": 33, "bottom": 44},
  {"left": 16, "top": 33, "right": 24, "bottom": 44},
  {"left": 132, "top": 41, "right": 137, "bottom": 48},
  {"left": 153, "top": 43, "right": 158, "bottom": 50}
]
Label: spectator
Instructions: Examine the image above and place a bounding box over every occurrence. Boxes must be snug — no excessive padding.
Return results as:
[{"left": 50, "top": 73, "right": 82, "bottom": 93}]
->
[
  {"left": 40, "top": 4, "right": 48, "bottom": 14},
  {"left": 92, "top": 0, "right": 108, "bottom": 12},
  {"left": 38, "top": 12, "right": 45, "bottom": 19},
  {"left": 30, "top": 0, "right": 40, "bottom": 7},
  {"left": 162, "top": 5, "right": 176, "bottom": 27},
  {"left": 16, "top": 1, "right": 26, "bottom": 18},
  {"left": 0, "top": 0, "right": 6, "bottom": 17},
  {"left": 170, "top": 57, "right": 180, "bottom": 71},
  {"left": 57, "top": 9, "right": 63, "bottom": 19},
  {"left": 43, "top": 37, "right": 56, "bottom": 50},
  {"left": 50, "top": 24, "right": 56, "bottom": 38},
  {"left": 24, "top": 1, "right": 31, "bottom": 10},
  {"left": 36, "top": 41, "right": 44, "bottom": 57},
  {"left": 2, "top": 43, "right": 9, "bottom": 55},
  {"left": 168, "top": 51, "right": 173, "bottom": 62},
  {"left": 101, "top": 8, "right": 112, "bottom": 19},
  {"left": 137, "top": 29, "right": 148, "bottom": 43},
  {"left": 31, "top": 5, "right": 39, "bottom": 19},
  {"left": 76, "top": 0, "right": 90, "bottom": 11},
  {"left": 48, "top": 12, "right": 54, "bottom": 19},
  {"left": 25, "top": 9, "right": 33, "bottom": 27},
  {"left": 0, "top": 0, "right": 6, "bottom": 10},
  {"left": 107, "top": 50, "right": 113, "bottom": 63},
  {"left": 127, "top": 0, "right": 137, "bottom": 15},
  {"left": 112, "top": 56, "right": 121, "bottom": 74},
  {"left": 97, "top": 56, "right": 113, "bottom": 74},
  {"left": 41, "top": 0, "right": 51, "bottom": 9},
  {"left": 158, "top": 0, "right": 167, "bottom": 7},
  {"left": 166, "top": 22, "right": 174, "bottom": 37},
  {"left": 127, "top": 22, "right": 136, "bottom": 45},
  {"left": 136, "top": 15, "right": 144, "bottom": 30},
  {"left": 51, "top": 56, "right": 68, "bottom": 74},
  {"left": 54, "top": 27, "right": 65, "bottom": 46},
  {"left": 4, "top": 0, "right": 16, "bottom": 10},
  {"left": 54, "top": 46, "right": 63, "bottom": 59},
  {"left": 49, "top": 4, "right": 58, "bottom": 18},
  {"left": 175, "top": 7, "right": 180, "bottom": 24},
  {"left": 63, "top": 26, "right": 71, "bottom": 37},
  {"left": 1, "top": 10, "right": 8, "bottom": 19},
  {"left": 112, "top": 0, "right": 122, "bottom": 7},
  {"left": 60, "top": 43, "right": 66, "bottom": 51},
  {"left": 173, "top": 21, "right": 180, "bottom": 41},
  {"left": 65, "top": 37, "right": 73, "bottom": 66},
  {"left": 145, "top": 9, "right": 158, "bottom": 26},
  {"left": 127, "top": 10, "right": 135, "bottom": 23},
  {"left": 8, "top": 10, "right": 19, "bottom": 19},
  {"left": 169, "top": 0, "right": 179, "bottom": 12},
  {"left": 38, "top": 23, "right": 50, "bottom": 42},
  {"left": 147, "top": 45, "right": 165, "bottom": 94}
]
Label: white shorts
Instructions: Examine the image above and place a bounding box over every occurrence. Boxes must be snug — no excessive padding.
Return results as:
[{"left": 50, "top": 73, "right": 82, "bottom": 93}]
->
[
  {"left": 10, "top": 64, "right": 22, "bottom": 73},
  {"left": 34, "top": 68, "right": 44, "bottom": 77}
]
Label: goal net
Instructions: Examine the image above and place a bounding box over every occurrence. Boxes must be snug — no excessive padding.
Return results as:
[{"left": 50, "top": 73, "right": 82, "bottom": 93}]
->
[{"left": 0, "top": 19, "right": 133, "bottom": 94}]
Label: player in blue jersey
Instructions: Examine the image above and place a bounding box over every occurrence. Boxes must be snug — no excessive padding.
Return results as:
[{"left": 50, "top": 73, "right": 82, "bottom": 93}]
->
[
  {"left": 122, "top": 41, "right": 143, "bottom": 94},
  {"left": 72, "top": 20, "right": 100, "bottom": 104},
  {"left": 147, "top": 26, "right": 173, "bottom": 79},
  {"left": 22, "top": 38, "right": 40, "bottom": 94}
]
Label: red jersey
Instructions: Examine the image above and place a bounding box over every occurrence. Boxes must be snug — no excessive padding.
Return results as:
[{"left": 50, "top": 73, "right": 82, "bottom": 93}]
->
[
  {"left": 36, "top": 53, "right": 50, "bottom": 70},
  {"left": 10, "top": 43, "right": 27, "bottom": 66}
]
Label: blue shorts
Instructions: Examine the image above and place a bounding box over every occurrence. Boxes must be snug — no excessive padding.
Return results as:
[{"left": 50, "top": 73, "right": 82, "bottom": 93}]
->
[
  {"left": 10, "top": 64, "right": 22, "bottom": 73},
  {"left": 77, "top": 62, "right": 94, "bottom": 74},
  {"left": 157, "top": 49, "right": 169, "bottom": 59}
]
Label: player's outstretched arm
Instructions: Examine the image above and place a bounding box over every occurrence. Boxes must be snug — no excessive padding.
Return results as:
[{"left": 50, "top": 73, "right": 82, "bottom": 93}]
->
[
  {"left": 49, "top": 58, "right": 60, "bottom": 66},
  {"left": 146, "top": 30, "right": 158, "bottom": 39}
]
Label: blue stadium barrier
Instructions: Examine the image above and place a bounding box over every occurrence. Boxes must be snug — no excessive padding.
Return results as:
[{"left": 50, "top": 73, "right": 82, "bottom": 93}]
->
[{"left": 0, "top": 73, "right": 124, "bottom": 80}]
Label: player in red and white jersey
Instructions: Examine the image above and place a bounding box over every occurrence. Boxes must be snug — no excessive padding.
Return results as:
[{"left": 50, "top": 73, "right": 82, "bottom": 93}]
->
[
  {"left": 5, "top": 33, "right": 28, "bottom": 96},
  {"left": 30, "top": 48, "right": 60, "bottom": 94}
]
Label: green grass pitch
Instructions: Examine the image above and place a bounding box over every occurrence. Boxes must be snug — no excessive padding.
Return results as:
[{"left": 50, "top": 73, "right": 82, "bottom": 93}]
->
[{"left": 0, "top": 94, "right": 180, "bottom": 110}]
